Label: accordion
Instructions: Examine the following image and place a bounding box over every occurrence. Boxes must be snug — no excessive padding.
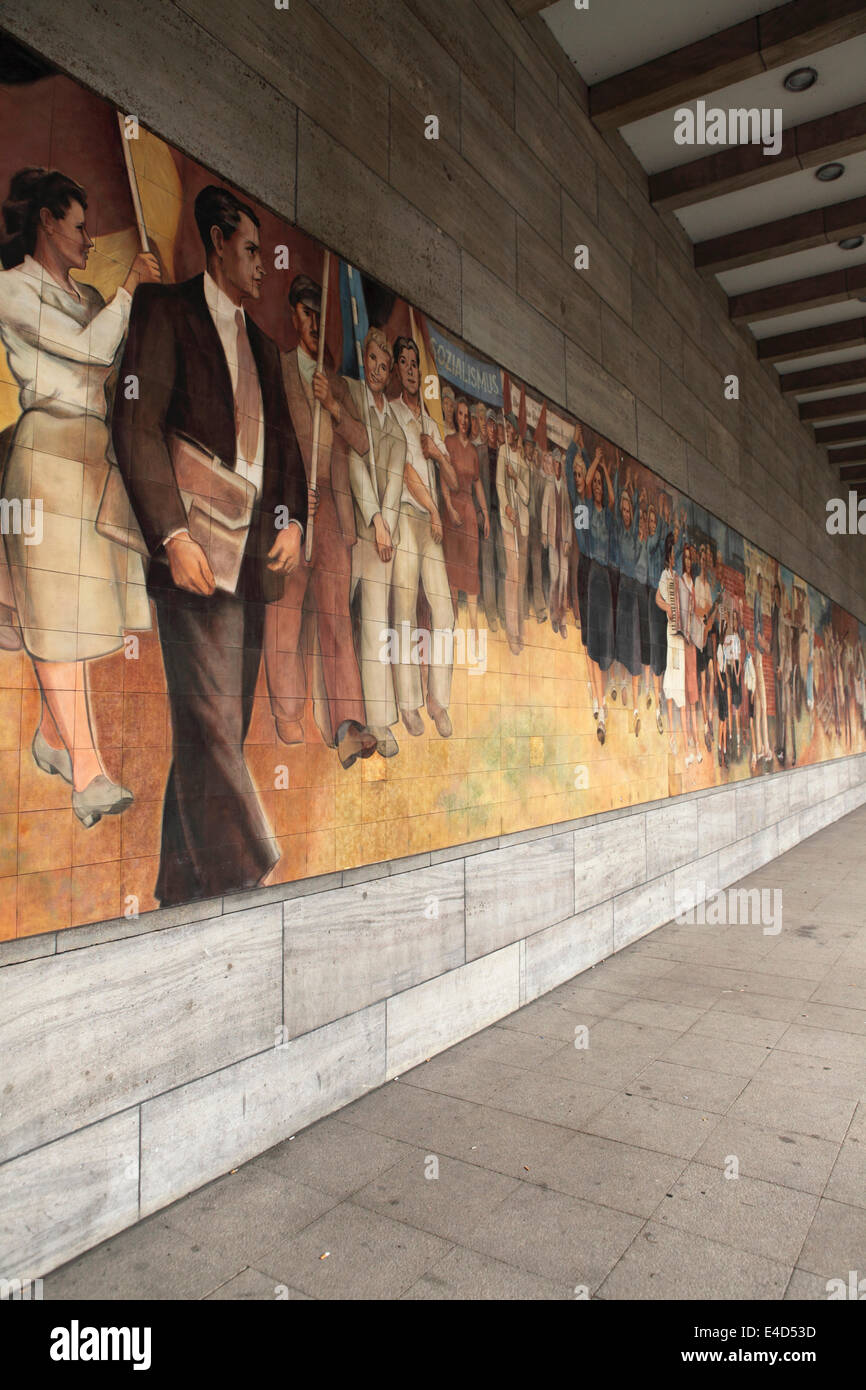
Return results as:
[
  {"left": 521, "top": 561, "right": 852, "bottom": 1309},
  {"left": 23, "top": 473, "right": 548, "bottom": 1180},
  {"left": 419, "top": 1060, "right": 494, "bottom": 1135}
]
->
[{"left": 666, "top": 571, "right": 683, "bottom": 639}]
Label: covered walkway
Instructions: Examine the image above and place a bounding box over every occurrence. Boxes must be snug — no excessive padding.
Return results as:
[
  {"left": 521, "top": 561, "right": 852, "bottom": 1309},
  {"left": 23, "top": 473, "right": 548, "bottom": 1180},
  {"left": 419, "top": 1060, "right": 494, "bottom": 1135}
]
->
[{"left": 44, "top": 806, "right": 866, "bottom": 1301}]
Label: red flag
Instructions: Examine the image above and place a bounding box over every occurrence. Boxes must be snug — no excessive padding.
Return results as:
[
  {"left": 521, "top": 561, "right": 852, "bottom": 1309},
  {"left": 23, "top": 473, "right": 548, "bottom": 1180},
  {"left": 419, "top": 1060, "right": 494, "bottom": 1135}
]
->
[
  {"left": 503, "top": 372, "right": 512, "bottom": 418},
  {"left": 535, "top": 402, "right": 548, "bottom": 452}
]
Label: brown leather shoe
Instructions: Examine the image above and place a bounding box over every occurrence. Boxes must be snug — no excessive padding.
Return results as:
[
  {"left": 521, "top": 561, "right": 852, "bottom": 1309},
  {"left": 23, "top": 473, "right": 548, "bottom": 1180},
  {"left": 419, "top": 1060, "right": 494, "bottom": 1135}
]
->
[{"left": 335, "top": 719, "right": 377, "bottom": 768}]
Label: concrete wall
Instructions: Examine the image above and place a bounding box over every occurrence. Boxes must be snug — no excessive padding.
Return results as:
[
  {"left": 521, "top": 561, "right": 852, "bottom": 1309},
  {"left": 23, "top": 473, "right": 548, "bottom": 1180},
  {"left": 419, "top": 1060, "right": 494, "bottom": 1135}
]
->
[
  {"left": 1, "top": 0, "right": 865, "bottom": 1277},
  {"left": 3, "top": 753, "right": 865, "bottom": 1278}
]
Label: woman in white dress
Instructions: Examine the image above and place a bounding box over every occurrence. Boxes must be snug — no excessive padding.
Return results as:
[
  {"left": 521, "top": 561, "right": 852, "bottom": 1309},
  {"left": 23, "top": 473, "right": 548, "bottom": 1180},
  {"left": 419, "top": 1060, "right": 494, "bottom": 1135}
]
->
[{"left": 0, "top": 167, "right": 159, "bottom": 825}]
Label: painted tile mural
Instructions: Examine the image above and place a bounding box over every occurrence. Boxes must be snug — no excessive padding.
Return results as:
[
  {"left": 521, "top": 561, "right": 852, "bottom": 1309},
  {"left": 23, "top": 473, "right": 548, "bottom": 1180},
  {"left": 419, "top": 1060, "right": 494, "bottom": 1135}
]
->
[{"left": 0, "top": 51, "right": 864, "bottom": 940}]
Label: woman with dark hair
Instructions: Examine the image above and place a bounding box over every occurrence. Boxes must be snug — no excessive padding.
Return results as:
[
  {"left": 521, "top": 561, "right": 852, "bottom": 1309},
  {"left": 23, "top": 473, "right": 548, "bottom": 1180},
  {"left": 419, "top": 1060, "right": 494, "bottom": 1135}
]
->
[
  {"left": 0, "top": 166, "right": 159, "bottom": 825},
  {"left": 441, "top": 395, "right": 489, "bottom": 633},
  {"left": 584, "top": 444, "right": 616, "bottom": 744}
]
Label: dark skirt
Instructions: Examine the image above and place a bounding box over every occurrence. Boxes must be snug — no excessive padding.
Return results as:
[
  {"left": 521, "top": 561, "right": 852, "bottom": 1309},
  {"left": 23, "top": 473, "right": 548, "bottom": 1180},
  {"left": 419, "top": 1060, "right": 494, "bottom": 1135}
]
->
[
  {"left": 586, "top": 557, "right": 614, "bottom": 671},
  {"left": 730, "top": 671, "right": 742, "bottom": 708},
  {"left": 718, "top": 672, "right": 729, "bottom": 722},
  {"left": 576, "top": 547, "right": 590, "bottom": 637},
  {"left": 638, "top": 581, "right": 652, "bottom": 667},
  {"left": 648, "top": 583, "right": 668, "bottom": 678},
  {"left": 615, "top": 573, "right": 642, "bottom": 676}
]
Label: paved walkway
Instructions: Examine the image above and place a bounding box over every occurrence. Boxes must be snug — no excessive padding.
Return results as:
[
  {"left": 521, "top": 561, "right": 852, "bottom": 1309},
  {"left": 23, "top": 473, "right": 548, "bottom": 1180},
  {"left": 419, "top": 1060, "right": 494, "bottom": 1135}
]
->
[{"left": 45, "top": 807, "right": 866, "bottom": 1300}]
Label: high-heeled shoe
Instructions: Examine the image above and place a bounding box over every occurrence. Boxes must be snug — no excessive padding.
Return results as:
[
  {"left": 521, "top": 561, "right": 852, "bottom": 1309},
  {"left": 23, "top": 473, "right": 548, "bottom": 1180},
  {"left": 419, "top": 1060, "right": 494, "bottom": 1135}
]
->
[
  {"left": 72, "top": 775, "right": 133, "bottom": 829},
  {"left": 32, "top": 726, "right": 73, "bottom": 784}
]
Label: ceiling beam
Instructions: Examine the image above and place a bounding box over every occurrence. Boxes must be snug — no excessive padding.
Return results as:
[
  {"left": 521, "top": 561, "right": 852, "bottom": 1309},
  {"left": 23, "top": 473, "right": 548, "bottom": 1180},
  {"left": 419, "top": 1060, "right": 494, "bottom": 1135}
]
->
[
  {"left": 757, "top": 317, "right": 866, "bottom": 361},
  {"left": 815, "top": 419, "right": 866, "bottom": 443},
  {"left": 694, "top": 195, "right": 866, "bottom": 275},
  {"left": 831, "top": 446, "right": 866, "bottom": 464},
  {"left": 730, "top": 262, "right": 866, "bottom": 323},
  {"left": 800, "top": 390, "right": 866, "bottom": 421},
  {"left": 839, "top": 463, "right": 866, "bottom": 481},
  {"left": 509, "top": 0, "right": 556, "bottom": 15},
  {"left": 780, "top": 357, "right": 866, "bottom": 392},
  {"left": 589, "top": 0, "right": 866, "bottom": 131},
  {"left": 650, "top": 101, "right": 866, "bottom": 211}
]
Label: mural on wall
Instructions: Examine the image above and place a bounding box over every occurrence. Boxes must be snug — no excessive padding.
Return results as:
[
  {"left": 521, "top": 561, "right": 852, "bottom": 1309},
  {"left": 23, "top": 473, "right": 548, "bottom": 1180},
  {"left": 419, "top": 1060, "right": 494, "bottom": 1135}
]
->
[{"left": 0, "top": 49, "right": 865, "bottom": 939}]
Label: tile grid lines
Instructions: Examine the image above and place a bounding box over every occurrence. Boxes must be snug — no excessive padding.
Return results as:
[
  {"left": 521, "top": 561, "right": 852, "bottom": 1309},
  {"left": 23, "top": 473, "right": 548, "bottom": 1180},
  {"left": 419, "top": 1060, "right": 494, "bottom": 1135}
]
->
[
  {"left": 318, "top": 1004, "right": 849, "bottom": 1293},
  {"left": 6, "top": 753, "right": 862, "bottom": 967}
]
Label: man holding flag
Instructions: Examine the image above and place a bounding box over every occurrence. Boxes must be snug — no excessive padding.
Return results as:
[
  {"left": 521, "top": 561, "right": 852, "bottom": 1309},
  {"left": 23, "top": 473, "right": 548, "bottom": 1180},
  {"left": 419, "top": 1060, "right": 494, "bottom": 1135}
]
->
[{"left": 264, "top": 271, "right": 377, "bottom": 768}]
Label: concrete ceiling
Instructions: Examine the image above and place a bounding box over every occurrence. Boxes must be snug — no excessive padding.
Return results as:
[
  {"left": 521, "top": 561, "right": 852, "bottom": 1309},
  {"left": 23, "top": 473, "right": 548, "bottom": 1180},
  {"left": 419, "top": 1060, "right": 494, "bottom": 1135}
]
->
[{"left": 532, "top": 0, "right": 866, "bottom": 486}]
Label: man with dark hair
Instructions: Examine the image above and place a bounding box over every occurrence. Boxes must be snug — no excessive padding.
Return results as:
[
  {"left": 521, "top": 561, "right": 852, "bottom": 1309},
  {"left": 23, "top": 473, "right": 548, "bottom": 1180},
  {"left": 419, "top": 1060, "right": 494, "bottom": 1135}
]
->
[
  {"left": 112, "top": 183, "right": 308, "bottom": 905},
  {"left": 263, "top": 272, "right": 376, "bottom": 767}
]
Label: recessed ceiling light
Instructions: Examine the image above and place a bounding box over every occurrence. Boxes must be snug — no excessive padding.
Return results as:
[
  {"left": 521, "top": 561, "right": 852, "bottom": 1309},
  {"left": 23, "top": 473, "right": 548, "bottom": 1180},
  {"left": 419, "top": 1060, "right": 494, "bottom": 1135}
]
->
[
  {"left": 784, "top": 66, "right": 818, "bottom": 92},
  {"left": 816, "top": 162, "right": 845, "bottom": 182},
  {"left": 839, "top": 236, "right": 865, "bottom": 250}
]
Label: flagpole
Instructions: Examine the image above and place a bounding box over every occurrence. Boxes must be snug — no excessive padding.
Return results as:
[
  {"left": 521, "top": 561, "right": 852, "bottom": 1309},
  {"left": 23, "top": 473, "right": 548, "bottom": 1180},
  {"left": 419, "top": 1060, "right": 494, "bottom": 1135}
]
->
[
  {"left": 346, "top": 264, "right": 379, "bottom": 503},
  {"left": 305, "top": 249, "right": 330, "bottom": 563},
  {"left": 116, "top": 112, "right": 150, "bottom": 253}
]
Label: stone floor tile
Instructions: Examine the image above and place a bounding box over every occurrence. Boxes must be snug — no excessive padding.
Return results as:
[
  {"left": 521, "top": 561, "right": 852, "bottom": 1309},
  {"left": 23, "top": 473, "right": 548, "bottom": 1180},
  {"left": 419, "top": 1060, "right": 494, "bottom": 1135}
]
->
[
  {"left": 485, "top": 1071, "right": 616, "bottom": 1130},
  {"left": 525, "top": 1130, "right": 687, "bottom": 1218},
  {"left": 625, "top": 1059, "right": 750, "bottom": 1113},
  {"left": 400, "top": 1245, "right": 569, "bottom": 1300},
  {"left": 43, "top": 1216, "right": 241, "bottom": 1301},
  {"left": 256, "top": 1203, "right": 452, "bottom": 1300},
  {"left": 351, "top": 1151, "right": 518, "bottom": 1241},
  {"left": 654, "top": 1162, "right": 819, "bottom": 1264},
  {"left": 203, "top": 1267, "right": 310, "bottom": 1300},
  {"left": 582, "top": 1093, "right": 717, "bottom": 1158},
  {"left": 796, "top": 1199, "right": 866, "bottom": 1280},
  {"left": 461, "top": 1183, "right": 642, "bottom": 1289},
  {"left": 159, "top": 1165, "right": 337, "bottom": 1267},
  {"left": 596, "top": 1223, "right": 790, "bottom": 1300},
  {"left": 253, "top": 1118, "right": 413, "bottom": 1198},
  {"left": 689, "top": 1010, "right": 789, "bottom": 1048},
  {"left": 658, "top": 1032, "right": 771, "bottom": 1078},
  {"left": 693, "top": 1117, "right": 839, "bottom": 1195},
  {"left": 728, "top": 1079, "right": 857, "bottom": 1142},
  {"left": 822, "top": 1141, "right": 866, "bottom": 1209}
]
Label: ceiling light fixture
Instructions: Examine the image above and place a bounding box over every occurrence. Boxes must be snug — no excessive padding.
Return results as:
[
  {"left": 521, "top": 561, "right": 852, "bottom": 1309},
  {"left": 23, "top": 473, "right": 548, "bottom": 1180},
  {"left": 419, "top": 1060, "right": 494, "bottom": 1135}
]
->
[
  {"left": 783, "top": 66, "right": 818, "bottom": 92},
  {"left": 839, "top": 236, "right": 865, "bottom": 250},
  {"left": 816, "top": 162, "right": 845, "bottom": 182}
]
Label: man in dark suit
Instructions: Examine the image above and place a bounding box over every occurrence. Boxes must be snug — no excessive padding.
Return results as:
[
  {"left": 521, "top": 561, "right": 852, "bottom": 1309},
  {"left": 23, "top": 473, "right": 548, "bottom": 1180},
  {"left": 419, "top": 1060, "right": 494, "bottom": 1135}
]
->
[{"left": 112, "top": 185, "right": 308, "bottom": 906}]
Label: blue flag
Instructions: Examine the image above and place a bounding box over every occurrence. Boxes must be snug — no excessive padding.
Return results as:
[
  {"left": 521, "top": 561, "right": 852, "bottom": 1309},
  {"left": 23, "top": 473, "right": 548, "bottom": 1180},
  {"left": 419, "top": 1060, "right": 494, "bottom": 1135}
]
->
[{"left": 339, "top": 261, "right": 370, "bottom": 379}]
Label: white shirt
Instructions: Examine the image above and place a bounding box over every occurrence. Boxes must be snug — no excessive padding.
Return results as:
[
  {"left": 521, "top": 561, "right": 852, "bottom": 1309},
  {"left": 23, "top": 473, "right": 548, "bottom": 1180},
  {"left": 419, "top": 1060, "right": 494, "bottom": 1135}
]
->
[
  {"left": 202, "top": 270, "right": 265, "bottom": 497},
  {"left": 297, "top": 343, "right": 316, "bottom": 390},
  {"left": 366, "top": 384, "right": 389, "bottom": 429},
  {"left": 0, "top": 254, "right": 131, "bottom": 418},
  {"left": 390, "top": 394, "right": 444, "bottom": 511},
  {"left": 167, "top": 274, "right": 301, "bottom": 546}
]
